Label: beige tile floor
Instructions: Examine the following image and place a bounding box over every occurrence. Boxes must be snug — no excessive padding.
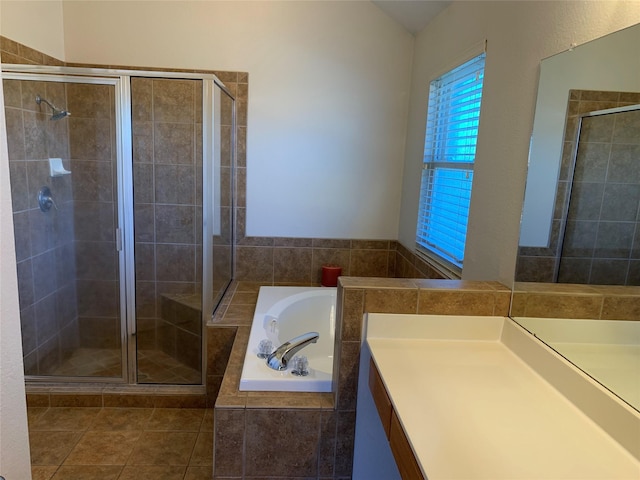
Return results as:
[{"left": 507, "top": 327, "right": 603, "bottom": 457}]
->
[{"left": 28, "top": 406, "right": 213, "bottom": 480}]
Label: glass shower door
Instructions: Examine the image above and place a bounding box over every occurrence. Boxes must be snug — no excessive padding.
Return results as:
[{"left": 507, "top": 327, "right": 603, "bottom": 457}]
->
[
  {"left": 131, "top": 77, "right": 204, "bottom": 384},
  {"left": 208, "top": 83, "right": 235, "bottom": 311},
  {"left": 4, "top": 75, "right": 125, "bottom": 380},
  {"left": 6, "top": 67, "right": 234, "bottom": 386}
]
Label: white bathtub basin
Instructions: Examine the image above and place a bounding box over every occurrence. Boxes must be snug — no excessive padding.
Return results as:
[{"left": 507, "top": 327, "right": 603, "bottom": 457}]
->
[{"left": 239, "top": 286, "right": 336, "bottom": 392}]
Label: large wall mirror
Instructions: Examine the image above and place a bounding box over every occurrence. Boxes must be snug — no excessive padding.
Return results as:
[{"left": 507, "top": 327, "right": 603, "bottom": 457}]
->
[
  {"left": 517, "top": 23, "right": 639, "bottom": 284},
  {"left": 512, "top": 23, "right": 639, "bottom": 412}
]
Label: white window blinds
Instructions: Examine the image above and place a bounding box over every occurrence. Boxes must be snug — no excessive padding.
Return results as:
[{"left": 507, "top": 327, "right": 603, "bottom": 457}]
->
[{"left": 416, "top": 52, "right": 485, "bottom": 270}]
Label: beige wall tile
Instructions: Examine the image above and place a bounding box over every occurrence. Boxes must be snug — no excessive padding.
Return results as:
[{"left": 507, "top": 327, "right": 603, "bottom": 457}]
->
[
  {"left": 418, "top": 291, "right": 496, "bottom": 315},
  {"left": 103, "top": 394, "right": 156, "bottom": 408},
  {"left": 601, "top": 296, "right": 640, "bottom": 320},
  {"left": 27, "top": 393, "right": 51, "bottom": 408},
  {"left": 521, "top": 294, "right": 603, "bottom": 319},
  {"left": 341, "top": 289, "right": 364, "bottom": 341},
  {"left": 273, "top": 247, "right": 312, "bottom": 284},
  {"left": 334, "top": 410, "right": 357, "bottom": 477},
  {"left": 364, "top": 288, "right": 418, "bottom": 314},
  {"left": 235, "top": 246, "right": 274, "bottom": 282},
  {"left": 207, "top": 327, "right": 236, "bottom": 376},
  {"left": 213, "top": 408, "right": 246, "bottom": 476},
  {"left": 244, "top": 409, "right": 321, "bottom": 477},
  {"left": 493, "top": 291, "right": 511, "bottom": 316},
  {"left": 49, "top": 394, "right": 102, "bottom": 408},
  {"left": 336, "top": 341, "right": 360, "bottom": 411},
  {"left": 349, "top": 249, "right": 388, "bottom": 277},
  {"left": 318, "top": 410, "right": 337, "bottom": 477}
]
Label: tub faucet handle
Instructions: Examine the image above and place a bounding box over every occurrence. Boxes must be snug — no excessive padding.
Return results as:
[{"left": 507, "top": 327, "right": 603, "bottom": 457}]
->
[
  {"left": 257, "top": 339, "right": 273, "bottom": 359},
  {"left": 291, "top": 355, "right": 309, "bottom": 376},
  {"left": 266, "top": 331, "right": 319, "bottom": 371}
]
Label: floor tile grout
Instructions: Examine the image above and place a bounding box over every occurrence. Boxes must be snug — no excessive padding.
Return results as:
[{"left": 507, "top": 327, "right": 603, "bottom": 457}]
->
[{"left": 28, "top": 406, "right": 214, "bottom": 480}]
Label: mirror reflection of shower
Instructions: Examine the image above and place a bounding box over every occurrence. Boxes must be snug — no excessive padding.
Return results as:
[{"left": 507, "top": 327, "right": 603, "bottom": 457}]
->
[
  {"left": 556, "top": 103, "right": 640, "bottom": 285},
  {"left": 516, "top": 91, "right": 640, "bottom": 286},
  {"left": 35, "top": 94, "right": 70, "bottom": 120}
]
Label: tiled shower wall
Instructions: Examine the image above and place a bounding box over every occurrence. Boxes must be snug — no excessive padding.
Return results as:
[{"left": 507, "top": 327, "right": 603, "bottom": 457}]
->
[
  {"left": 68, "top": 83, "right": 120, "bottom": 353},
  {"left": 516, "top": 89, "right": 640, "bottom": 285},
  {"left": 4, "top": 79, "right": 78, "bottom": 375},
  {"left": 4, "top": 77, "right": 121, "bottom": 374},
  {"left": 3, "top": 37, "right": 250, "bottom": 384}
]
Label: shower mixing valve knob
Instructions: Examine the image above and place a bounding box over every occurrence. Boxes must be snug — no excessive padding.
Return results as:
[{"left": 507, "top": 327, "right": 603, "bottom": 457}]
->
[{"left": 38, "top": 186, "right": 58, "bottom": 212}]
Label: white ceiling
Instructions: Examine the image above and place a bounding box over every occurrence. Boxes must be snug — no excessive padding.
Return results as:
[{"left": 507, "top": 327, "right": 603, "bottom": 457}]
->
[{"left": 372, "top": 0, "right": 451, "bottom": 35}]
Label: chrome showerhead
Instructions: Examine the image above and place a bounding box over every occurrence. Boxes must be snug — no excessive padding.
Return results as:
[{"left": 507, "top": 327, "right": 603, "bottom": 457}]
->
[
  {"left": 35, "top": 95, "right": 71, "bottom": 121},
  {"left": 50, "top": 109, "right": 71, "bottom": 121}
]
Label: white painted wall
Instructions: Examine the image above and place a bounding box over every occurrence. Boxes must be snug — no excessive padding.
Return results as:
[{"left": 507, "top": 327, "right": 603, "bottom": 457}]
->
[
  {"left": 0, "top": 0, "right": 65, "bottom": 59},
  {"left": 398, "top": 1, "right": 640, "bottom": 284},
  {"left": 60, "top": 0, "right": 414, "bottom": 239},
  {"left": 3, "top": 0, "right": 640, "bottom": 280}
]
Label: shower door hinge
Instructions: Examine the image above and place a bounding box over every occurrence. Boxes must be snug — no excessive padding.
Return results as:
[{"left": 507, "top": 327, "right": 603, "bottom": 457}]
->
[{"left": 116, "top": 228, "right": 123, "bottom": 251}]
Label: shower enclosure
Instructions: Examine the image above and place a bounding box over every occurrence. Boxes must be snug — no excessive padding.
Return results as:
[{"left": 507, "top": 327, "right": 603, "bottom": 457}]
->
[{"left": 3, "top": 65, "right": 235, "bottom": 385}]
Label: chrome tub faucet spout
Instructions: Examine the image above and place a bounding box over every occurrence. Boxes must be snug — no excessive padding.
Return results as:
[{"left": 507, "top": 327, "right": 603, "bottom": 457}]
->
[{"left": 266, "top": 331, "right": 319, "bottom": 371}]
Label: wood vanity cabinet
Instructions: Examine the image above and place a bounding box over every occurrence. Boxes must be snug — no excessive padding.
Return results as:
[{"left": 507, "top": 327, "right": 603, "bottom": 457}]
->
[{"left": 368, "top": 359, "right": 425, "bottom": 480}]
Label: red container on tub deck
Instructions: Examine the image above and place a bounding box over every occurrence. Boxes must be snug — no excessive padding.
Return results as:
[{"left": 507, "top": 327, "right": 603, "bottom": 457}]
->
[{"left": 321, "top": 265, "right": 342, "bottom": 287}]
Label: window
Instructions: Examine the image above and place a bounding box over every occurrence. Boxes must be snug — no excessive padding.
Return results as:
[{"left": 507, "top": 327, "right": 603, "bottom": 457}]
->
[{"left": 416, "top": 52, "right": 486, "bottom": 272}]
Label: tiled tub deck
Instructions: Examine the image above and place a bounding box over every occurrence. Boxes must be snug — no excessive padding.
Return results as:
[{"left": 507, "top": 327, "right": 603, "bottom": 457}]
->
[{"left": 211, "top": 278, "right": 512, "bottom": 480}]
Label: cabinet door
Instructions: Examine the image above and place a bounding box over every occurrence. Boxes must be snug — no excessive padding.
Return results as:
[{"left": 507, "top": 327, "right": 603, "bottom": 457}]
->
[
  {"left": 390, "top": 411, "right": 425, "bottom": 480},
  {"left": 368, "top": 359, "right": 425, "bottom": 480},
  {"left": 369, "top": 358, "right": 392, "bottom": 438}
]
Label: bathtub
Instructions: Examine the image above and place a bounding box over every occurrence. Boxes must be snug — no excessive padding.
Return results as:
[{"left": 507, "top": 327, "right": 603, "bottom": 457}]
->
[{"left": 239, "top": 286, "right": 337, "bottom": 392}]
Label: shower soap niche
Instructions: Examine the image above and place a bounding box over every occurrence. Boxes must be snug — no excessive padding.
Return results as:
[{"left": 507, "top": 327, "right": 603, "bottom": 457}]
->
[{"left": 49, "top": 158, "right": 71, "bottom": 177}]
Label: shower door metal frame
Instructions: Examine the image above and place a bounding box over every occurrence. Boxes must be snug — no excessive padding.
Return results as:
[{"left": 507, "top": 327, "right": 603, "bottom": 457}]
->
[
  {"left": 202, "top": 81, "right": 237, "bottom": 325},
  {"left": 3, "top": 63, "right": 235, "bottom": 385},
  {"left": 2, "top": 69, "right": 131, "bottom": 383}
]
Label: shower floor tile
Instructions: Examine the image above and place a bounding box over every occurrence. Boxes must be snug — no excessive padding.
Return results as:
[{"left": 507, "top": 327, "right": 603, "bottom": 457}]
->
[
  {"left": 28, "top": 406, "right": 214, "bottom": 480},
  {"left": 46, "top": 347, "right": 201, "bottom": 384},
  {"left": 137, "top": 349, "right": 201, "bottom": 384},
  {"left": 51, "top": 348, "right": 121, "bottom": 378}
]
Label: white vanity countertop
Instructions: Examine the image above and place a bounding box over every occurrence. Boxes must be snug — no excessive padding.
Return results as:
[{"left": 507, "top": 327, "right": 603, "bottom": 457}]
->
[{"left": 366, "top": 314, "right": 640, "bottom": 480}]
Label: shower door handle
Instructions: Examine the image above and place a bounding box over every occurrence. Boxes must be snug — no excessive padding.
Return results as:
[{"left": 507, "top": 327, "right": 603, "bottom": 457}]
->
[
  {"left": 116, "top": 226, "right": 135, "bottom": 338},
  {"left": 115, "top": 228, "right": 123, "bottom": 251}
]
